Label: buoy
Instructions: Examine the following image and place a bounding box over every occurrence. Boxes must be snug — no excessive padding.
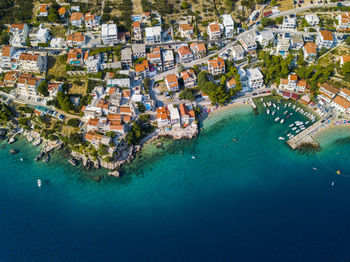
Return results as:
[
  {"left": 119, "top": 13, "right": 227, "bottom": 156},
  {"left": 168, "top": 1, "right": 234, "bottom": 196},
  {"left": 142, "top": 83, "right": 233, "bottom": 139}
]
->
[{"left": 337, "top": 170, "right": 341, "bottom": 175}]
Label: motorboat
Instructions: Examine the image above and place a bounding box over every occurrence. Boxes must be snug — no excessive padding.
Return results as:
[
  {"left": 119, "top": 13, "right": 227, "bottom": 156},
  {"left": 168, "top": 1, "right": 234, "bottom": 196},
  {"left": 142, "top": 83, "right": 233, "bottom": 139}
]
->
[
  {"left": 275, "top": 117, "right": 280, "bottom": 122},
  {"left": 292, "top": 105, "right": 296, "bottom": 109},
  {"left": 289, "top": 124, "right": 294, "bottom": 127},
  {"left": 278, "top": 137, "right": 285, "bottom": 140},
  {"left": 37, "top": 179, "right": 42, "bottom": 188},
  {"left": 280, "top": 119, "right": 285, "bottom": 124},
  {"left": 296, "top": 129, "right": 301, "bottom": 134},
  {"left": 263, "top": 102, "right": 266, "bottom": 107},
  {"left": 272, "top": 111, "right": 276, "bottom": 116},
  {"left": 284, "top": 111, "right": 288, "bottom": 115},
  {"left": 267, "top": 109, "right": 270, "bottom": 115},
  {"left": 292, "top": 127, "right": 297, "bottom": 130}
]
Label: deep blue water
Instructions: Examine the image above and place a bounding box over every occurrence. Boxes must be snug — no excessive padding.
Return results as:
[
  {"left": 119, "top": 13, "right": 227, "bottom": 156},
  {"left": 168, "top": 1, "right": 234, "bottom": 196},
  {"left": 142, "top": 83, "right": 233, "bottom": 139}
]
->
[{"left": 1, "top": 101, "right": 350, "bottom": 261}]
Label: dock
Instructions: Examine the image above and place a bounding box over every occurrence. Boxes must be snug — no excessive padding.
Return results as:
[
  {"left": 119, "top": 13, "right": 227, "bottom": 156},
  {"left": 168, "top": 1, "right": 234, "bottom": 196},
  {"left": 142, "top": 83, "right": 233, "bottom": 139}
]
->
[{"left": 287, "top": 118, "right": 328, "bottom": 149}]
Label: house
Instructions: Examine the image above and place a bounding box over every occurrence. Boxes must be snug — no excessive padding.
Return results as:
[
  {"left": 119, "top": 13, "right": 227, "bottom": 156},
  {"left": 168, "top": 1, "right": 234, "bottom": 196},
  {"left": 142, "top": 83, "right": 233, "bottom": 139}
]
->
[
  {"left": 132, "top": 21, "right": 142, "bottom": 41},
  {"left": 277, "top": 36, "right": 290, "bottom": 56},
  {"left": 162, "top": 49, "right": 175, "bottom": 71},
  {"left": 231, "top": 45, "right": 245, "bottom": 61},
  {"left": 132, "top": 44, "right": 146, "bottom": 58},
  {"left": 207, "top": 57, "right": 225, "bottom": 75},
  {"left": 70, "top": 12, "right": 84, "bottom": 27},
  {"left": 156, "top": 107, "right": 170, "bottom": 128},
  {"left": 300, "top": 94, "right": 311, "bottom": 105},
  {"left": 181, "top": 69, "right": 197, "bottom": 88},
  {"left": 85, "top": 131, "right": 111, "bottom": 146},
  {"left": 145, "top": 26, "right": 162, "bottom": 43},
  {"left": 340, "top": 87, "right": 350, "bottom": 101},
  {"left": 18, "top": 52, "right": 47, "bottom": 73},
  {"left": 221, "top": 14, "right": 235, "bottom": 38},
  {"left": 305, "top": 14, "right": 319, "bottom": 26},
  {"left": 3, "top": 71, "right": 18, "bottom": 87},
  {"left": 9, "top": 23, "right": 29, "bottom": 47},
  {"left": 179, "top": 24, "right": 194, "bottom": 39},
  {"left": 84, "top": 13, "right": 100, "bottom": 29},
  {"left": 247, "top": 68, "right": 264, "bottom": 89},
  {"left": 66, "top": 32, "right": 85, "bottom": 47},
  {"left": 227, "top": 78, "right": 236, "bottom": 89},
  {"left": 303, "top": 42, "right": 317, "bottom": 61},
  {"left": 296, "top": 80, "right": 308, "bottom": 92},
  {"left": 1, "top": 45, "right": 15, "bottom": 71},
  {"left": 147, "top": 47, "right": 162, "bottom": 68},
  {"left": 168, "top": 104, "right": 181, "bottom": 128},
  {"left": 207, "top": 23, "right": 223, "bottom": 40},
  {"left": 330, "top": 95, "right": 350, "bottom": 113},
  {"left": 135, "top": 60, "right": 149, "bottom": 79},
  {"left": 340, "top": 55, "right": 350, "bottom": 66},
  {"left": 107, "top": 78, "right": 130, "bottom": 88},
  {"left": 85, "top": 54, "right": 101, "bottom": 73},
  {"left": 50, "top": 38, "right": 66, "bottom": 48},
  {"left": 16, "top": 75, "right": 41, "bottom": 97},
  {"left": 337, "top": 12, "right": 350, "bottom": 31},
  {"left": 190, "top": 43, "right": 206, "bottom": 59},
  {"left": 239, "top": 32, "right": 257, "bottom": 53},
  {"left": 279, "top": 73, "right": 298, "bottom": 91},
  {"left": 30, "top": 24, "right": 51, "bottom": 46},
  {"left": 317, "top": 30, "right": 334, "bottom": 49},
  {"left": 256, "top": 30, "right": 275, "bottom": 47},
  {"left": 47, "top": 81, "right": 62, "bottom": 97},
  {"left": 318, "top": 82, "right": 339, "bottom": 103},
  {"left": 38, "top": 4, "right": 50, "bottom": 17},
  {"left": 67, "top": 48, "right": 83, "bottom": 66},
  {"left": 179, "top": 103, "right": 190, "bottom": 125},
  {"left": 101, "top": 24, "right": 118, "bottom": 45},
  {"left": 177, "top": 45, "right": 193, "bottom": 63},
  {"left": 282, "top": 15, "right": 297, "bottom": 29},
  {"left": 291, "top": 35, "right": 304, "bottom": 50},
  {"left": 165, "top": 74, "right": 179, "bottom": 92},
  {"left": 121, "top": 48, "right": 133, "bottom": 67},
  {"left": 58, "top": 7, "right": 66, "bottom": 18}
]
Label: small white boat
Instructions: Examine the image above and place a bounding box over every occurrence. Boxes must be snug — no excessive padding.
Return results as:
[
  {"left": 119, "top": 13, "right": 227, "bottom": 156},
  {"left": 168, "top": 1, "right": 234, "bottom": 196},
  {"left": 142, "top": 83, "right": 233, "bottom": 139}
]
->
[
  {"left": 296, "top": 108, "right": 300, "bottom": 112},
  {"left": 288, "top": 103, "right": 291, "bottom": 107},
  {"left": 277, "top": 106, "right": 280, "bottom": 110},
  {"left": 305, "top": 121, "right": 310, "bottom": 125},
  {"left": 290, "top": 135, "right": 294, "bottom": 138},
  {"left": 275, "top": 117, "right": 280, "bottom": 122},
  {"left": 284, "top": 104, "right": 287, "bottom": 108},
  {"left": 289, "top": 124, "right": 294, "bottom": 127},
  {"left": 301, "top": 127, "right": 305, "bottom": 131},
  {"left": 280, "top": 119, "right": 284, "bottom": 124},
  {"left": 273, "top": 103, "right": 276, "bottom": 108},
  {"left": 289, "top": 113, "right": 293, "bottom": 116},
  {"left": 296, "top": 129, "right": 301, "bottom": 134},
  {"left": 263, "top": 102, "right": 266, "bottom": 107},
  {"left": 292, "top": 105, "right": 296, "bottom": 109},
  {"left": 278, "top": 137, "right": 285, "bottom": 140},
  {"left": 192, "top": 156, "right": 196, "bottom": 159},
  {"left": 267, "top": 109, "right": 270, "bottom": 115},
  {"left": 20, "top": 158, "right": 23, "bottom": 162},
  {"left": 260, "top": 98, "right": 263, "bottom": 101},
  {"left": 37, "top": 179, "right": 42, "bottom": 188},
  {"left": 331, "top": 181, "right": 335, "bottom": 186},
  {"left": 312, "top": 167, "right": 317, "bottom": 171},
  {"left": 283, "top": 111, "right": 288, "bottom": 115},
  {"left": 272, "top": 111, "right": 276, "bottom": 116},
  {"left": 292, "top": 127, "right": 297, "bottom": 130}
]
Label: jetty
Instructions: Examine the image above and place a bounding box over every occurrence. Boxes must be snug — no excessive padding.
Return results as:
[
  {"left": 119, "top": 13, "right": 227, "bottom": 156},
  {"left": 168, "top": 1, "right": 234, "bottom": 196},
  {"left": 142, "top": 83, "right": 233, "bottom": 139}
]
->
[{"left": 287, "top": 116, "right": 331, "bottom": 149}]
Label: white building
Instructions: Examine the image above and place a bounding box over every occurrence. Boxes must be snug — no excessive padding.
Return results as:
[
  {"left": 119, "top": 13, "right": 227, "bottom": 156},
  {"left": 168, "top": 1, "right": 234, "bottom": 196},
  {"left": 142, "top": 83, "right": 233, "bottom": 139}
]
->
[
  {"left": 207, "top": 23, "right": 223, "bottom": 40},
  {"left": 132, "top": 44, "right": 146, "bottom": 58},
  {"left": 70, "top": 12, "right": 84, "bottom": 27},
  {"left": 101, "top": 24, "right": 118, "bottom": 45},
  {"left": 255, "top": 30, "right": 275, "bottom": 47},
  {"left": 330, "top": 95, "right": 350, "bottom": 113},
  {"left": 231, "top": 45, "right": 245, "bottom": 61},
  {"left": 84, "top": 13, "right": 100, "bottom": 29},
  {"left": 317, "top": 30, "right": 335, "bottom": 49},
  {"left": 305, "top": 14, "right": 319, "bottom": 26},
  {"left": 162, "top": 49, "right": 175, "bottom": 71},
  {"left": 337, "top": 12, "right": 350, "bottom": 31},
  {"left": 247, "top": 68, "right": 264, "bottom": 89},
  {"left": 107, "top": 78, "right": 130, "bottom": 88},
  {"left": 50, "top": 38, "right": 66, "bottom": 49},
  {"left": 30, "top": 24, "right": 50, "bottom": 46},
  {"left": 16, "top": 75, "right": 41, "bottom": 97},
  {"left": 85, "top": 54, "right": 101, "bottom": 73},
  {"left": 9, "top": 23, "right": 29, "bottom": 47},
  {"left": 18, "top": 52, "right": 47, "bottom": 73},
  {"left": 239, "top": 32, "right": 257, "bottom": 52},
  {"left": 221, "top": 14, "right": 235, "bottom": 38},
  {"left": 282, "top": 15, "right": 297, "bottom": 29},
  {"left": 167, "top": 104, "right": 181, "bottom": 128},
  {"left": 145, "top": 26, "right": 162, "bottom": 43}
]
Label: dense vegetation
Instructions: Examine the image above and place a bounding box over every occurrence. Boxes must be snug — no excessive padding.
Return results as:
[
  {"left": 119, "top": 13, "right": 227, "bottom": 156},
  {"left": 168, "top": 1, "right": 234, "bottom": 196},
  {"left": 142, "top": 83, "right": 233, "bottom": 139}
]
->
[
  {"left": 0, "top": 102, "right": 15, "bottom": 123},
  {"left": 0, "top": 0, "right": 34, "bottom": 24},
  {"left": 126, "top": 114, "right": 153, "bottom": 145}
]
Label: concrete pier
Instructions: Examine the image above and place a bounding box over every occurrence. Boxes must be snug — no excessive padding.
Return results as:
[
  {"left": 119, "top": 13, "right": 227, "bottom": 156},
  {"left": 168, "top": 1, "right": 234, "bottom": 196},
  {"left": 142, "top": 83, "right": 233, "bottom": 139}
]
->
[{"left": 287, "top": 119, "right": 326, "bottom": 149}]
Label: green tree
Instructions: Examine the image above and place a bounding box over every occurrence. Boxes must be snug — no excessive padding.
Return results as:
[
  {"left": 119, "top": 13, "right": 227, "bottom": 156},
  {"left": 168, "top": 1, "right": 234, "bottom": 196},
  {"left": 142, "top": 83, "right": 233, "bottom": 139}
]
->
[
  {"left": 179, "top": 88, "right": 195, "bottom": 101},
  {"left": 137, "top": 102, "right": 146, "bottom": 113},
  {"left": 47, "top": 7, "right": 59, "bottom": 23},
  {"left": 57, "top": 91, "right": 72, "bottom": 112},
  {"left": 38, "top": 80, "right": 49, "bottom": 97},
  {"left": 67, "top": 118, "right": 81, "bottom": 127}
]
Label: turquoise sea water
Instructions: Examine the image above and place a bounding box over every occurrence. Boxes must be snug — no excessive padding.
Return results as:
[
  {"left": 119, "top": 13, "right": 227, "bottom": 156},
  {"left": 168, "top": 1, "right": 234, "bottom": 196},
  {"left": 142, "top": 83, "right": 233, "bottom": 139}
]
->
[{"left": 2, "top": 101, "right": 350, "bottom": 261}]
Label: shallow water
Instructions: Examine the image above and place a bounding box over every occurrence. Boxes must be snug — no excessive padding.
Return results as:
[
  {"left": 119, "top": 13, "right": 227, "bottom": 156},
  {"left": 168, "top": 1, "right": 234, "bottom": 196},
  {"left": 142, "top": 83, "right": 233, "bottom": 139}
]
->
[{"left": 1, "top": 100, "right": 350, "bottom": 261}]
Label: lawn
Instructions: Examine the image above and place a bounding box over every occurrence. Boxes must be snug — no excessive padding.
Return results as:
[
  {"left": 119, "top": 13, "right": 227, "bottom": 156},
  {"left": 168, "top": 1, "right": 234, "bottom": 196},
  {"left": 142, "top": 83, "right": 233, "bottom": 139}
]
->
[
  {"left": 50, "top": 25, "right": 67, "bottom": 38},
  {"left": 47, "top": 55, "right": 67, "bottom": 78},
  {"left": 69, "top": 79, "right": 87, "bottom": 96}
]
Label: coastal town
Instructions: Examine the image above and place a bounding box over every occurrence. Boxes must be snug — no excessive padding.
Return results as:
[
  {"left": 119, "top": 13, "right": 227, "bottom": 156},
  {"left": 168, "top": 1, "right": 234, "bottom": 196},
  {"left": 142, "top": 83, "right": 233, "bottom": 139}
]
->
[{"left": 1, "top": 0, "right": 350, "bottom": 173}]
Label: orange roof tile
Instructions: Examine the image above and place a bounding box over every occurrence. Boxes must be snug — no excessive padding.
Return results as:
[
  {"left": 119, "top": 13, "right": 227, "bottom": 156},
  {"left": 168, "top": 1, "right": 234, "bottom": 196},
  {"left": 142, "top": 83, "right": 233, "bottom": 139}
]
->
[
  {"left": 208, "top": 57, "right": 225, "bottom": 69},
  {"left": 320, "top": 30, "right": 334, "bottom": 41},
  {"left": 209, "top": 23, "right": 220, "bottom": 32},
  {"left": 156, "top": 107, "right": 169, "bottom": 120},
  {"left": 19, "top": 53, "right": 39, "bottom": 62},
  {"left": 333, "top": 95, "right": 350, "bottom": 109},
  {"left": 11, "top": 23, "right": 25, "bottom": 30},
  {"left": 2, "top": 45, "right": 12, "bottom": 57},
  {"left": 341, "top": 88, "right": 350, "bottom": 96},
  {"left": 120, "top": 106, "right": 131, "bottom": 114},
  {"left": 179, "top": 24, "right": 193, "bottom": 31},
  {"left": 87, "top": 118, "right": 99, "bottom": 127},
  {"left": 289, "top": 73, "right": 298, "bottom": 81},
  {"left": 179, "top": 104, "right": 188, "bottom": 117},
  {"left": 227, "top": 78, "right": 236, "bottom": 86},
  {"left": 304, "top": 42, "right": 317, "bottom": 54},
  {"left": 342, "top": 55, "right": 350, "bottom": 64},
  {"left": 70, "top": 12, "right": 83, "bottom": 21},
  {"left": 58, "top": 7, "right": 66, "bottom": 15},
  {"left": 107, "top": 114, "right": 122, "bottom": 121},
  {"left": 178, "top": 45, "right": 192, "bottom": 57}
]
